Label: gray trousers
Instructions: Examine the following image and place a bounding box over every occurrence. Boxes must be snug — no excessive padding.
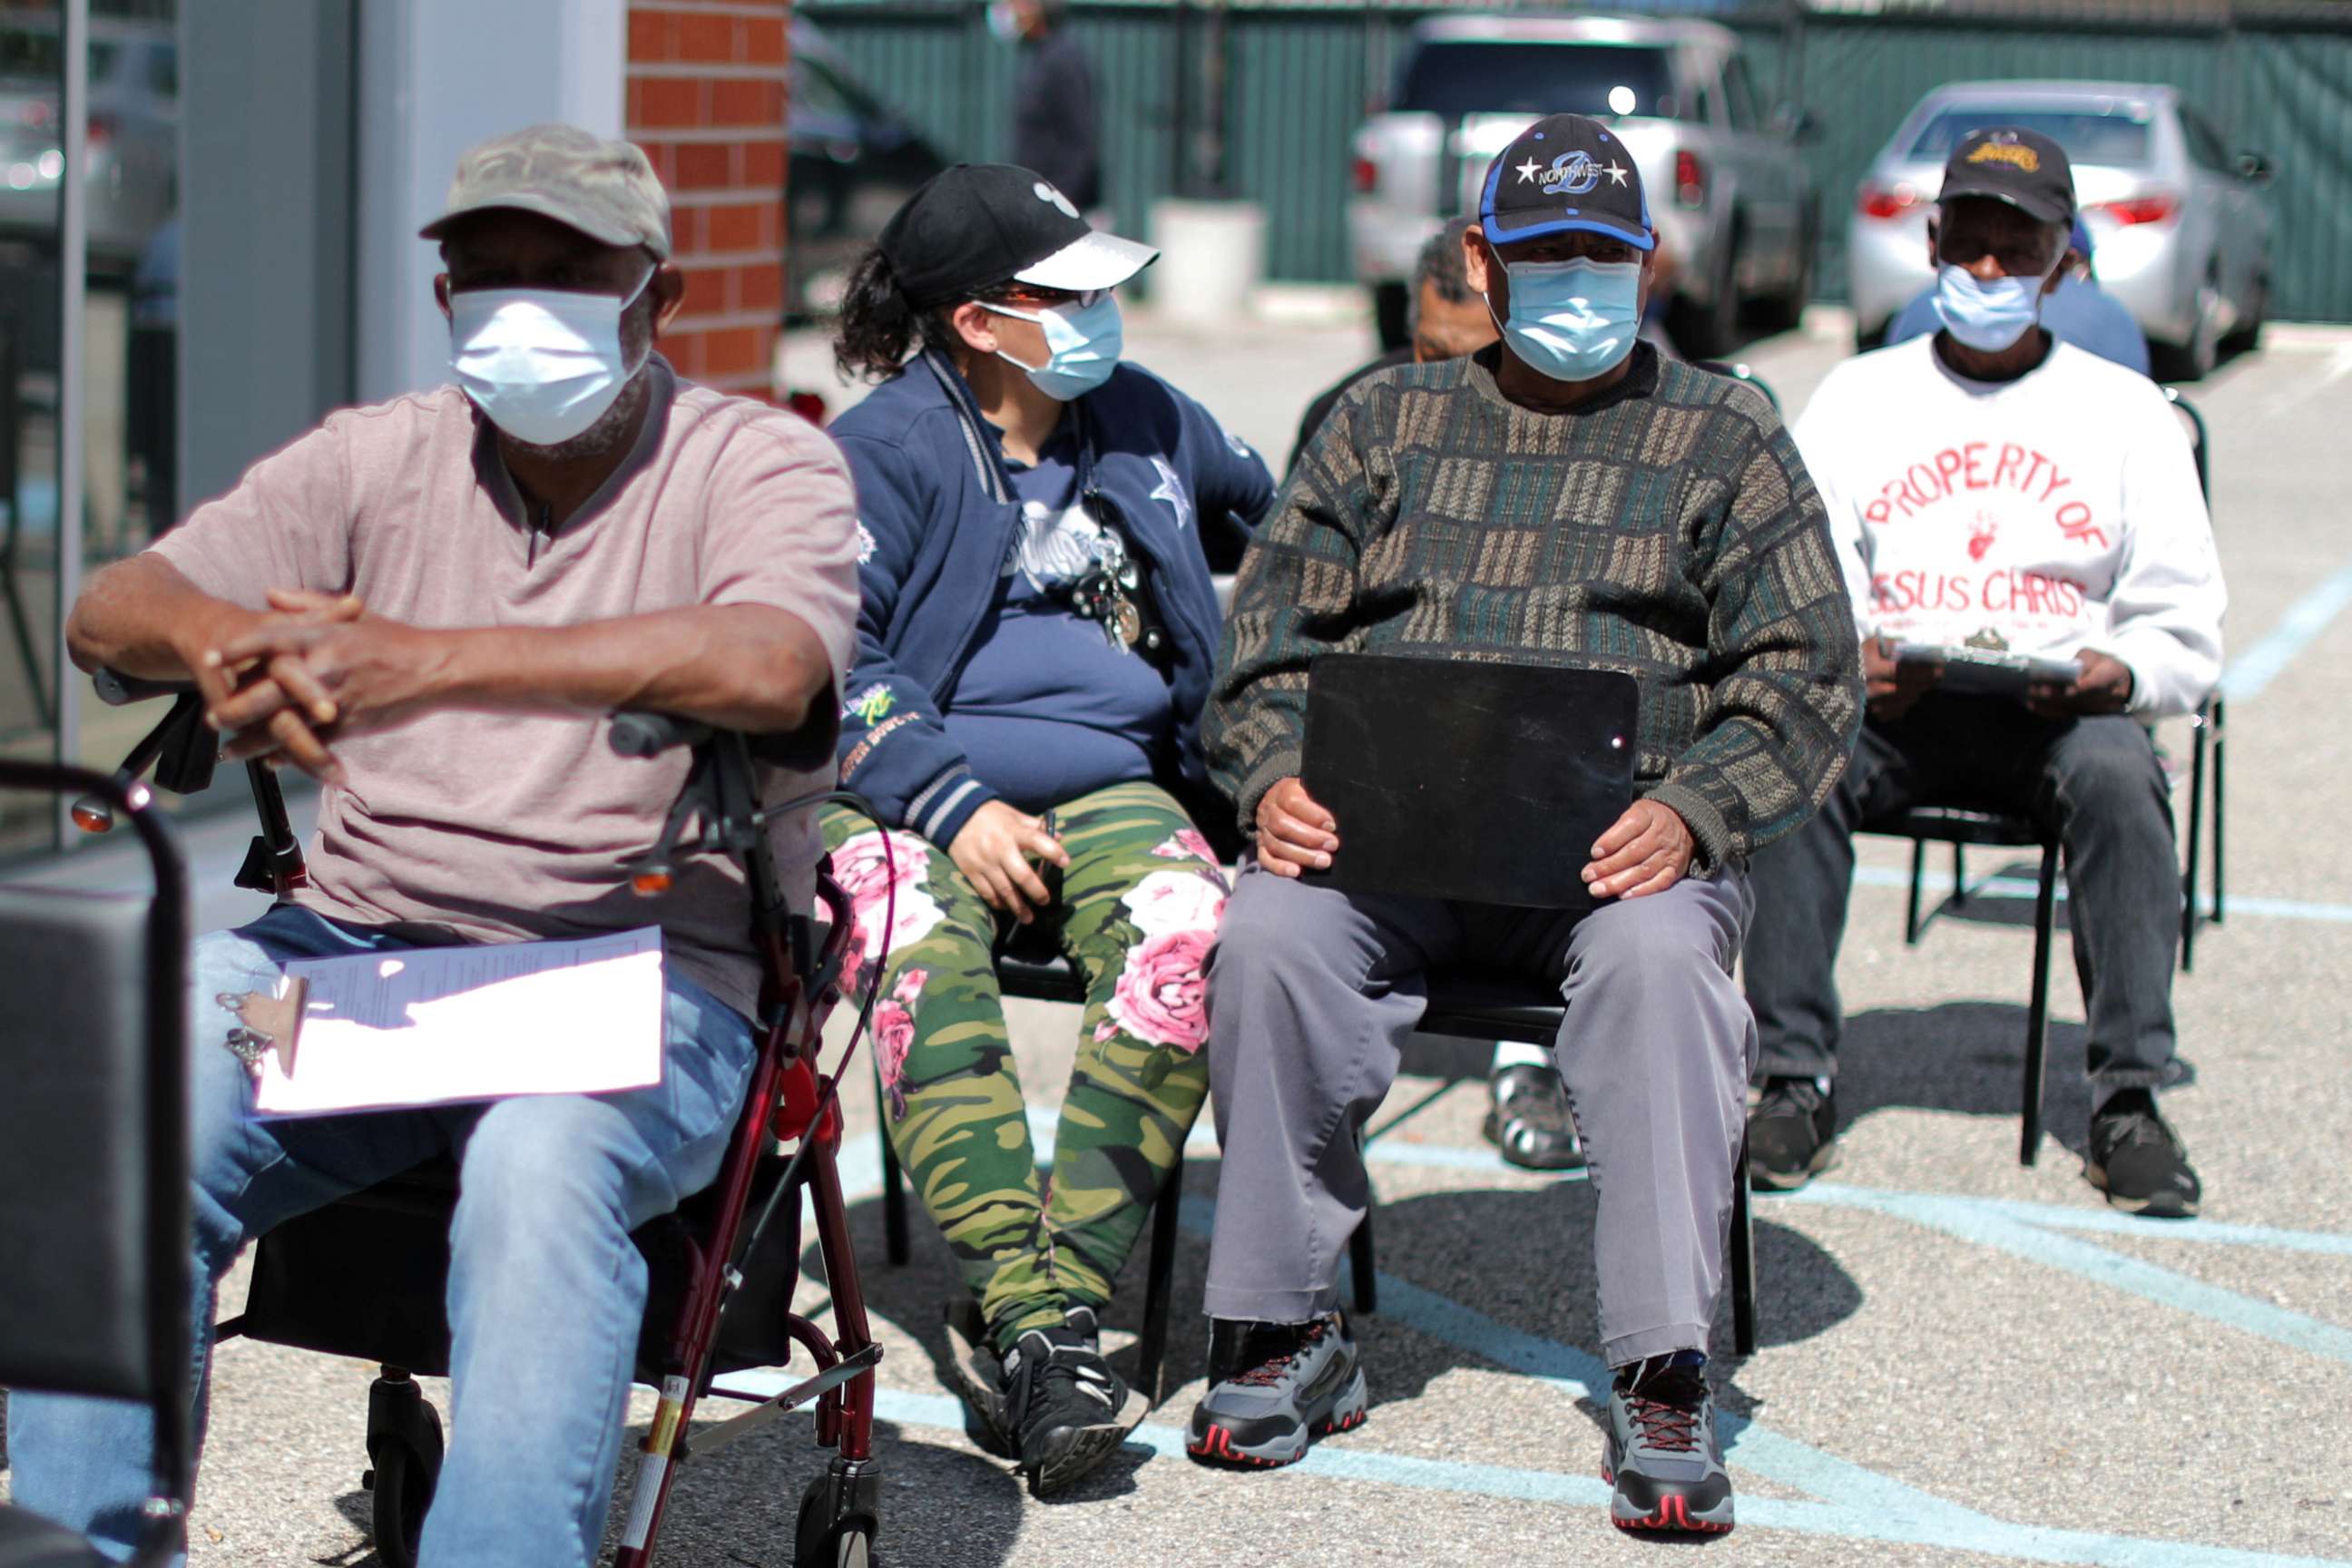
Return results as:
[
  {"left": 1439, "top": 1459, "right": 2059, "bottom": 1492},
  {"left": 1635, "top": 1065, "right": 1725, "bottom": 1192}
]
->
[{"left": 1201, "top": 864, "right": 1758, "bottom": 1368}]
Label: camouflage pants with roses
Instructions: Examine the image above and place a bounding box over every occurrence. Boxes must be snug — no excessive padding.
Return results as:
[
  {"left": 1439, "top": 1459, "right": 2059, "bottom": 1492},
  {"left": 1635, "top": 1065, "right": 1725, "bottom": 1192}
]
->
[{"left": 819, "top": 780, "right": 1224, "bottom": 1353}]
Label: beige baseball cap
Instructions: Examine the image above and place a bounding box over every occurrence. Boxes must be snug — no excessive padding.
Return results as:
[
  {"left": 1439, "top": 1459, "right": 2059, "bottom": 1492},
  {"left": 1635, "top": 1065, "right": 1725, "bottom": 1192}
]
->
[{"left": 419, "top": 123, "right": 672, "bottom": 260}]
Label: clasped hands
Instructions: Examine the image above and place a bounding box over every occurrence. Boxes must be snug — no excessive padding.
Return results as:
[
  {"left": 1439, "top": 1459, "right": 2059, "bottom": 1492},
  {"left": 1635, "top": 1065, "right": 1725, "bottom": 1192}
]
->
[
  {"left": 1255, "top": 777, "right": 1695, "bottom": 901},
  {"left": 186, "top": 589, "right": 447, "bottom": 786}
]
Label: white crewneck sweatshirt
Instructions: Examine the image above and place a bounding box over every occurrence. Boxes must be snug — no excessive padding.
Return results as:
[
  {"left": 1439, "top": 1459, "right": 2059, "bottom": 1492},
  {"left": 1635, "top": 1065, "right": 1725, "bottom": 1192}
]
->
[{"left": 1792, "top": 335, "right": 2224, "bottom": 720}]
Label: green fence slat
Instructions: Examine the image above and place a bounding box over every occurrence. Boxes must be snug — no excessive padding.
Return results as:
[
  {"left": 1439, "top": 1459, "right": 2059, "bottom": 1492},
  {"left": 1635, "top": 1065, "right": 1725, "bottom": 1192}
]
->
[{"left": 798, "top": 2, "right": 2352, "bottom": 319}]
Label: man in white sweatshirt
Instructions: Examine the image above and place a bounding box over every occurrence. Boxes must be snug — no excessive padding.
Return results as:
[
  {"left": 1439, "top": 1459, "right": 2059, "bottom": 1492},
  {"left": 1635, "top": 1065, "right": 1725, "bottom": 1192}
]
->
[{"left": 1740, "top": 127, "right": 2224, "bottom": 1217}]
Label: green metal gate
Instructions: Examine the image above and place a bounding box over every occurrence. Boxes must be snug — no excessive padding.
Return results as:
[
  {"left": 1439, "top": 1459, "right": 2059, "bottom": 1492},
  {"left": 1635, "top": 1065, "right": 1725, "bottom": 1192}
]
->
[{"left": 799, "top": 0, "right": 2352, "bottom": 321}]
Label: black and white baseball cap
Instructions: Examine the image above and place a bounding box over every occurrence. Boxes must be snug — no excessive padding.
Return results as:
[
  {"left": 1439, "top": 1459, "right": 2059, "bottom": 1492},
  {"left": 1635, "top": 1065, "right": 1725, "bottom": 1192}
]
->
[
  {"left": 1479, "top": 113, "right": 1655, "bottom": 252},
  {"left": 877, "top": 162, "right": 1158, "bottom": 309}
]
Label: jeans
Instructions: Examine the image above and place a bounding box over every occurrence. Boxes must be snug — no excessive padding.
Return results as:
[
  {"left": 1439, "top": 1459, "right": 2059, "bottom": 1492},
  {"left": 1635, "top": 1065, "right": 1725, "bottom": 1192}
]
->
[
  {"left": 1744, "top": 695, "right": 2182, "bottom": 1095},
  {"left": 6, "top": 905, "right": 757, "bottom": 1568}
]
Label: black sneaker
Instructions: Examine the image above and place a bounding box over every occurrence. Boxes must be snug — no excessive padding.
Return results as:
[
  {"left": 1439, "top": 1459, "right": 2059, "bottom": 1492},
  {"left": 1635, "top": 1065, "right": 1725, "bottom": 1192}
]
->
[
  {"left": 997, "top": 1307, "right": 1132, "bottom": 1496},
  {"left": 1482, "top": 1063, "right": 1587, "bottom": 1171},
  {"left": 1186, "top": 1313, "right": 1367, "bottom": 1468},
  {"left": 2086, "top": 1093, "right": 2201, "bottom": 1218},
  {"left": 1602, "top": 1357, "right": 1735, "bottom": 1534},
  {"left": 1747, "top": 1076, "right": 1838, "bottom": 1191}
]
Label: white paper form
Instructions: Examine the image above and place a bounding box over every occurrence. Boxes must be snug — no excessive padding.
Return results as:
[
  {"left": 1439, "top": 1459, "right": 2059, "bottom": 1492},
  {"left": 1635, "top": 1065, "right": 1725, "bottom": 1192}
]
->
[{"left": 250, "top": 927, "right": 667, "bottom": 1118}]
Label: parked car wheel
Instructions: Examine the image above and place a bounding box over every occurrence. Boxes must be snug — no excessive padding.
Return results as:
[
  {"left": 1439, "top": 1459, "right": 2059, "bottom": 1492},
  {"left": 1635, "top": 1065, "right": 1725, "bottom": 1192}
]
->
[
  {"left": 2158, "top": 265, "right": 2224, "bottom": 381},
  {"left": 2221, "top": 260, "right": 2269, "bottom": 353},
  {"left": 1671, "top": 215, "right": 1743, "bottom": 358},
  {"left": 1751, "top": 206, "right": 1817, "bottom": 335}
]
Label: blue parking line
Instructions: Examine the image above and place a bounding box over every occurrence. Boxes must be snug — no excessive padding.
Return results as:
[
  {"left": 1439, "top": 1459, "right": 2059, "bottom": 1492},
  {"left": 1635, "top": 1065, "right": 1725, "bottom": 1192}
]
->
[
  {"left": 2220, "top": 555, "right": 2352, "bottom": 703},
  {"left": 729, "top": 1214, "right": 2347, "bottom": 1565},
  {"left": 1847, "top": 863, "right": 2352, "bottom": 925},
  {"left": 1784, "top": 1184, "right": 2352, "bottom": 1367}
]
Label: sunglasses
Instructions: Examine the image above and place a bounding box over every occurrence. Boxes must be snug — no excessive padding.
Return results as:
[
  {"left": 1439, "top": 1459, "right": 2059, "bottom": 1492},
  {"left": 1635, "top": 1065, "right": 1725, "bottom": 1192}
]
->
[{"left": 987, "top": 284, "right": 1110, "bottom": 310}]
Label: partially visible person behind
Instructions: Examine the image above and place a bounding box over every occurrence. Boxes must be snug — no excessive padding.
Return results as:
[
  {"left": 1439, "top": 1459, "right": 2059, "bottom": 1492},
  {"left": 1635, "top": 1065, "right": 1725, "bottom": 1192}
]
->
[
  {"left": 1290, "top": 218, "right": 1583, "bottom": 1174},
  {"left": 1190, "top": 114, "right": 1861, "bottom": 1536},
  {"left": 1742, "top": 129, "right": 2223, "bottom": 1215},
  {"left": 1886, "top": 216, "right": 2150, "bottom": 375},
  {"left": 997, "top": 0, "right": 1101, "bottom": 213},
  {"left": 1292, "top": 218, "right": 1493, "bottom": 467},
  {"left": 10, "top": 125, "right": 858, "bottom": 1568},
  {"left": 823, "top": 162, "right": 1271, "bottom": 1494}
]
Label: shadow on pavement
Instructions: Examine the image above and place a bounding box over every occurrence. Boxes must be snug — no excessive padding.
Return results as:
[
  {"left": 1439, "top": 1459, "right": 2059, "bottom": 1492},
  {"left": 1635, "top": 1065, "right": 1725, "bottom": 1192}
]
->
[{"left": 1835, "top": 1000, "right": 2107, "bottom": 1161}]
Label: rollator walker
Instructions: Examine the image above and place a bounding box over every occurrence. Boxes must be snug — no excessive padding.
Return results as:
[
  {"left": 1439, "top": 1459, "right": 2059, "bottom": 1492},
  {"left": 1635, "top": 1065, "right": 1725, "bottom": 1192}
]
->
[{"left": 0, "top": 668, "right": 895, "bottom": 1568}]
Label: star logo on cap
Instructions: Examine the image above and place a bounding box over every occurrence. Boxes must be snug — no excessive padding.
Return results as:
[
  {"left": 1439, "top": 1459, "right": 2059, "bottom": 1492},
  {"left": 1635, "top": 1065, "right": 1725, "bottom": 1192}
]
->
[
  {"left": 1515, "top": 158, "right": 1543, "bottom": 184},
  {"left": 1605, "top": 162, "right": 1630, "bottom": 186}
]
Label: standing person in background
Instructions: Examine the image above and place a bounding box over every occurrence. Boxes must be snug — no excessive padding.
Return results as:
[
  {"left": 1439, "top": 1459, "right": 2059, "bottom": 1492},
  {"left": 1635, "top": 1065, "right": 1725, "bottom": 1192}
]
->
[
  {"left": 1289, "top": 218, "right": 1583, "bottom": 1174},
  {"left": 824, "top": 163, "right": 1270, "bottom": 1496},
  {"left": 998, "top": 0, "right": 1102, "bottom": 214}
]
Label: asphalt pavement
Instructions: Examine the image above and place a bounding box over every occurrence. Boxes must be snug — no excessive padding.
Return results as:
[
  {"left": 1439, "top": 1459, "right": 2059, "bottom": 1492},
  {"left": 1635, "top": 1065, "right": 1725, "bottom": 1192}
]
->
[{"left": 5, "top": 304, "right": 2350, "bottom": 1567}]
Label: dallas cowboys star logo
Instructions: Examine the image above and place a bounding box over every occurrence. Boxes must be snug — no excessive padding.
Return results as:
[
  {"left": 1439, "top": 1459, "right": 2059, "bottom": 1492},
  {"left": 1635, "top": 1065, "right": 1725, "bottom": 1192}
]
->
[
  {"left": 1515, "top": 158, "right": 1543, "bottom": 183},
  {"left": 1604, "top": 161, "right": 1630, "bottom": 186},
  {"left": 1150, "top": 457, "right": 1192, "bottom": 532}
]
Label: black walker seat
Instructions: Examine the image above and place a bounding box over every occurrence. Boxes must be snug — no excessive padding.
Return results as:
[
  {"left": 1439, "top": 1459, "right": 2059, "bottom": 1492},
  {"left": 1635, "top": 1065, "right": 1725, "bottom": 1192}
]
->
[
  {"left": 42, "top": 677, "right": 890, "bottom": 1568},
  {"left": 0, "top": 760, "right": 192, "bottom": 1568}
]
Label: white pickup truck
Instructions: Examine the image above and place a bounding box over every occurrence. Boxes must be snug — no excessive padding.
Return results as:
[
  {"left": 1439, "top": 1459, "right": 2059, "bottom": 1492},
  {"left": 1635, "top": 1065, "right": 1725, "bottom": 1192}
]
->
[{"left": 1348, "top": 15, "right": 1818, "bottom": 358}]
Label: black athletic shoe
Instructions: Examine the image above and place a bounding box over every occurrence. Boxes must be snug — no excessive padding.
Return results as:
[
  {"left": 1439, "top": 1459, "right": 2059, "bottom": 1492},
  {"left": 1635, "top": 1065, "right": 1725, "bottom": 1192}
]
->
[
  {"left": 1483, "top": 1063, "right": 1587, "bottom": 1171},
  {"left": 1187, "top": 1313, "right": 1368, "bottom": 1468},
  {"left": 1747, "top": 1076, "right": 1838, "bottom": 1191},
  {"left": 1002, "top": 1308, "right": 1132, "bottom": 1496},
  {"left": 1603, "top": 1358, "right": 1735, "bottom": 1534},
  {"left": 2086, "top": 1093, "right": 2201, "bottom": 1218}
]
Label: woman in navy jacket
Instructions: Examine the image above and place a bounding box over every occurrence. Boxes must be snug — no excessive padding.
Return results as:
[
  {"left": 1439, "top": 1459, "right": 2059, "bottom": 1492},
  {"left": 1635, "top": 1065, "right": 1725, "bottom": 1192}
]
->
[{"left": 819, "top": 164, "right": 1271, "bottom": 1494}]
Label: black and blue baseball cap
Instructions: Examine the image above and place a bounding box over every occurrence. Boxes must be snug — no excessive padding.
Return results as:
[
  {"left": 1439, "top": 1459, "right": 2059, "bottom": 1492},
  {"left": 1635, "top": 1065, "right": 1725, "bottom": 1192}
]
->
[{"left": 1479, "top": 113, "right": 1654, "bottom": 252}]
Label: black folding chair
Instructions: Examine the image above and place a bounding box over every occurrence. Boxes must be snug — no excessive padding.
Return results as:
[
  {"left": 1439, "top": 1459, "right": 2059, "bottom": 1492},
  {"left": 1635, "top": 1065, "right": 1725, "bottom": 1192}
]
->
[
  {"left": 876, "top": 949, "right": 1198, "bottom": 1408},
  {"left": 0, "top": 759, "right": 192, "bottom": 1568},
  {"left": 1874, "top": 805, "right": 2064, "bottom": 1167},
  {"left": 880, "top": 956, "right": 1760, "bottom": 1392},
  {"left": 2169, "top": 387, "right": 2224, "bottom": 971},
  {"left": 1404, "top": 973, "right": 1759, "bottom": 1357}
]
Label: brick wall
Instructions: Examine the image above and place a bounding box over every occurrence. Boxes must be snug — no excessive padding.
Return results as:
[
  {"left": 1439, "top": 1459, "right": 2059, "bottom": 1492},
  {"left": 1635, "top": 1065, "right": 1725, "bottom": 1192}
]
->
[{"left": 625, "top": 0, "right": 789, "bottom": 397}]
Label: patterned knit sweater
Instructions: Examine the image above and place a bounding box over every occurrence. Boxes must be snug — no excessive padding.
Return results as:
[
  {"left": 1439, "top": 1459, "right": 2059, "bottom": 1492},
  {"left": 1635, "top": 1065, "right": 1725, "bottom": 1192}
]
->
[{"left": 1206, "top": 344, "right": 1863, "bottom": 869}]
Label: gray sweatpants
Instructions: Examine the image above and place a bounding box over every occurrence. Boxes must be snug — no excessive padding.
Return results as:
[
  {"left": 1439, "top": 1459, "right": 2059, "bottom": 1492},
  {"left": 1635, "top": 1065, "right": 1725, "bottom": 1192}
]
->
[{"left": 1201, "top": 863, "right": 1758, "bottom": 1368}]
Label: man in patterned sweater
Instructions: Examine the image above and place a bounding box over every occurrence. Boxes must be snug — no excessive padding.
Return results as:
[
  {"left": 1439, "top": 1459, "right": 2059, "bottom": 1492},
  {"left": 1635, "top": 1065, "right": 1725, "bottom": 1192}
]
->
[{"left": 1183, "top": 115, "right": 1861, "bottom": 1536}]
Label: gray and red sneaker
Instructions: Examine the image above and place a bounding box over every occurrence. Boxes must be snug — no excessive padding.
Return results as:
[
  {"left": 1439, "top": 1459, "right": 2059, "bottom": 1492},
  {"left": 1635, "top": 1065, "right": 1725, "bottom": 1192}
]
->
[
  {"left": 1602, "top": 1357, "right": 1736, "bottom": 1534},
  {"left": 1186, "top": 1312, "right": 1368, "bottom": 1468}
]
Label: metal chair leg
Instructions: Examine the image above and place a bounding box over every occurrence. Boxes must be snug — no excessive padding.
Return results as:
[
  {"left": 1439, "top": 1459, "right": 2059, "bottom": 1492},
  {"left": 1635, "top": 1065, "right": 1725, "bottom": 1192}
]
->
[
  {"left": 1730, "top": 1135, "right": 1757, "bottom": 1357},
  {"left": 1904, "top": 838, "right": 1928, "bottom": 945},
  {"left": 2182, "top": 701, "right": 2209, "bottom": 972},
  {"left": 877, "top": 1074, "right": 909, "bottom": 1267},
  {"left": 2020, "top": 841, "right": 2059, "bottom": 1167},
  {"left": 1348, "top": 1206, "right": 1377, "bottom": 1316},
  {"left": 2210, "top": 695, "right": 2227, "bottom": 926},
  {"left": 1135, "top": 1162, "right": 1184, "bottom": 1408},
  {"left": 1949, "top": 842, "right": 1967, "bottom": 906}
]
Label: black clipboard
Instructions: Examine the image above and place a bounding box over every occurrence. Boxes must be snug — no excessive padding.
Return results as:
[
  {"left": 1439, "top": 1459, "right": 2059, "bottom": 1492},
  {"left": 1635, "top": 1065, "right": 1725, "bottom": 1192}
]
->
[{"left": 1301, "top": 652, "right": 1640, "bottom": 909}]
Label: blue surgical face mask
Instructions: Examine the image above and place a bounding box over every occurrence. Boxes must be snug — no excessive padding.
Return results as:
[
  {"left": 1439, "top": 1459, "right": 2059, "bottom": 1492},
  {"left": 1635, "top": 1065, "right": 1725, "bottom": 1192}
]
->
[
  {"left": 1931, "top": 263, "right": 2053, "bottom": 353},
  {"left": 1489, "top": 258, "right": 1643, "bottom": 384},
  {"left": 983, "top": 293, "right": 1123, "bottom": 401}
]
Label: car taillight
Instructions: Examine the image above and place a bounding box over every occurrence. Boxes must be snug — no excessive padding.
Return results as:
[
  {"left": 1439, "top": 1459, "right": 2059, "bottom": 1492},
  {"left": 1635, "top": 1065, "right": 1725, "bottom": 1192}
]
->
[
  {"left": 85, "top": 112, "right": 113, "bottom": 149},
  {"left": 2091, "top": 192, "right": 2180, "bottom": 226},
  {"left": 1674, "top": 150, "right": 1705, "bottom": 208},
  {"left": 1351, "top": 156, "right": 1377, "bottom": 196},
  {"left": 1856, "top": 181, "right": 1921, "bottom": 220}
]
